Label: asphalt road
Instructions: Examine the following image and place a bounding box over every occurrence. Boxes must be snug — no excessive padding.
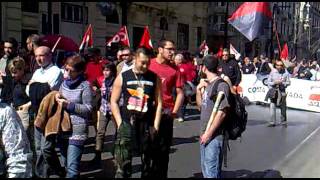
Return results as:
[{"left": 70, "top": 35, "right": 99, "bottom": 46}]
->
[{"left": 78, "top": 104, "right": 320, "bottom": 178}]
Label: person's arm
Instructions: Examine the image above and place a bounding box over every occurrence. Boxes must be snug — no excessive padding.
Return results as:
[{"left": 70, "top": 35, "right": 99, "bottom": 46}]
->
[
  {"left": 196, "top": 79, "right": 208, "bottom": 110},
  {"left": 110, "top": 73, "right": 123, "bottom": 129},
  {"left": 2, "top": 106, "right": 32, "bottom": 178},
  {"left": 234, "top": 62, "right": 242, "bottom": 86},
  {"left": 48, "top": 70, "right": 63, "bottom": 91},
  {"left": 153, "top": 77, "right": 162, "bottom": 132},
  {"left": 172, "top": 87, "right": 184, "bottom": 117},
  {"left": 200, "top": 109, "right": 227, "bottom": 145}
]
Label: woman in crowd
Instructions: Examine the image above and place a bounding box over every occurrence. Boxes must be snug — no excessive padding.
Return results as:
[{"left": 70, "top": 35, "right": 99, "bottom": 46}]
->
[
  {"left": 92, "top": 62, "right": 117, "bottom": 164},
  {"left": 55, "top": 54, "right": 93, "bottom": 178}
]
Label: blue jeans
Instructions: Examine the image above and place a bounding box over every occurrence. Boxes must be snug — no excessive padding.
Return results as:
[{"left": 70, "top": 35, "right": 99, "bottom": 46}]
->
[
  {"left": 200, "top": 135, "right": 223, "bottom": 178},
  {"left": 58, "top": 137, "right": 84, "bottom": 178}
]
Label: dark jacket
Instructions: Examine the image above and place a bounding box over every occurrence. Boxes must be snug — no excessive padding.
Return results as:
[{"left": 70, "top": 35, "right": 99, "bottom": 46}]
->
[
  {"left": 29, "top": 82, "right": 51, "bottom": 115},
  {"left": 219, "top": 58, "right": 242, "bottom": 86}
]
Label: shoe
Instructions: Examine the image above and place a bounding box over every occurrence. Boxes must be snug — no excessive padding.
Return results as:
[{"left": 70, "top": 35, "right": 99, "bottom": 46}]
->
[
  {"left": 91, "top": 151, "right": 102, "bottom": 166},
  {"left": 281, "top": 121, "right": 287, "bottom": 127},
  {"left": 175, "top": 117, "right": 184, "bottom": 122},
  {"left": 267, "top": 123, "right": 276, "bottom": 127}
]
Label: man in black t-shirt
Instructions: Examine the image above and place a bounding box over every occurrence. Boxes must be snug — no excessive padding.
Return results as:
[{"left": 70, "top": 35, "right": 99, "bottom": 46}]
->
[{"left": 111, "top": 48, "right": 162, "bottom": 178}]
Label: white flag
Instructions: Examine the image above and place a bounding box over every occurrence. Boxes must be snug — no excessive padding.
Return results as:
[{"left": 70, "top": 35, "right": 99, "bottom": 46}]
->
[{"left": 230, "top": 43, "right": 241, "bottom": 60}]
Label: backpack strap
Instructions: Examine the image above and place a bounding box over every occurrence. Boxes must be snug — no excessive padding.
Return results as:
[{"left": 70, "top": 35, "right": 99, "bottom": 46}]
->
[{"left": 210, "top": 78, "right": 225, "bottom": 101}]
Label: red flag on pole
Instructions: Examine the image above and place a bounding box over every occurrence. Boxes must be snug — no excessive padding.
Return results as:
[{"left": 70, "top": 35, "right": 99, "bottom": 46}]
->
[
  {"left": 199, "top": 40, "right": 209, "bottom": 56},
  {"left": 106, "top": 26, "right": 130, "bottom": 47},
  {"left": 139, "top": 26, "right": 153, "bottom": 49},
  {"left": 280, "top": 43, "right": 288, "bottom": 60},
  {"left": 79, "top": 24, "right": 93, "bottom": 52},
  {"left": 216, "top": 45, "right": 223, "bottom": 58}
]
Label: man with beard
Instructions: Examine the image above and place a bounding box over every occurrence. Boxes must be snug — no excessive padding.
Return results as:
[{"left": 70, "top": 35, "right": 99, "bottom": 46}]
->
[{"left": 0, "top": 37, "right": 19, "bottom": 103}]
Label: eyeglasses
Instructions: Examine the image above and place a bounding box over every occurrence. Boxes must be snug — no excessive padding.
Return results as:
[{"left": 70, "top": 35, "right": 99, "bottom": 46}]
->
[
  {"left": 163, "top": 47, "right": 175, "bottom": 51},
  {"left": 121, "top": 54, "right": 130, "bottom": 57},
  {"left": 275, "top": 64, "right": 283, "bottom": 67},
  {"left": 65, "top": 68, "right": 77, "bottom": 73},
  {"left": 222, "top": 54, "right": 228, "bottom": 56}
]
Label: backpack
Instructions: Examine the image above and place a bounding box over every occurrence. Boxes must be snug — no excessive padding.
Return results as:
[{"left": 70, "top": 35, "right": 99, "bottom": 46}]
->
[
  {"left": 211, "top": 79, "right": 248, "bottom": 140},
  {"left": 211, "top": 78, "right": 248, "bottom": 167}
]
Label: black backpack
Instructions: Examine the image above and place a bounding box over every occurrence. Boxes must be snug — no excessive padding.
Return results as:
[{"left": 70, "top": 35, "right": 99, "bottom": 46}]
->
[
  {"left": 211, "top": 79, "right": 248, "bottom": 140},
  {"left": 211, "top": 78, "right": 248, "bottom": 167}
]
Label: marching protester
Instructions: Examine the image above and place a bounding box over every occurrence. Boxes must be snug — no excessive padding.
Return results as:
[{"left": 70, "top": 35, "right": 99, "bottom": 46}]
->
[
  {"left": 25, "top": 34, "right": 41, "bottom": 74},
  {"left": 53, "top": 54, "right": 93, "bottom": 178},
  {"left": 26, "top": 46, "right": 63, "bottom": 178},
  {"left": 116, "top": 46, "right": 134, "bottom": 74},
  {"left": 0, "top": 37, "right": 19, "bottom": 103},
  {"left": 265, "top": 60, "right": 291, "bottom": 127},
  {"left": 0, "top": 103, "right": 33, "bottom": 178},
  {"left": 196, "top": 55, "right": 231, "bottom": 178},
  {"left": 110, "top": 47, "right": 162, "bottom": 178},
  {"left": 148, "top": 39, "right": 184, "bottom": 178},
  {"left": 240, "top": 57, "right": 255, "bottom": 74},
  {"left": 218, "top": 48, "right": 242, "bottom": 93},
  {"left": 92, "top": 62, "right": 117, "bottom": 165}
]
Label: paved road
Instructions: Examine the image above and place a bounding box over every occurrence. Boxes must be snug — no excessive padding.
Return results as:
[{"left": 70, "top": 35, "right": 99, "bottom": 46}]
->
[{"left": 78, "top": 104, "right": 320, "bottom": 178}]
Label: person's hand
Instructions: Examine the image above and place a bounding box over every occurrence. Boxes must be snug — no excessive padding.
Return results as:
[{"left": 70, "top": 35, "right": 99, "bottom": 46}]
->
[
  {"left": 149, "top": 126, "right": 158, "bottom": 141},
  {"left": 200, "top": 132, "right": 212, "bottom": 145},
  {"left": 197, "top": 79, "right": 208, "bottom": 91},
  {"left": 92, "top": 86, "right": 98, "bottom": 92},
  {"left": 55, "top": 93, "right": 69, "bottom": 108}
]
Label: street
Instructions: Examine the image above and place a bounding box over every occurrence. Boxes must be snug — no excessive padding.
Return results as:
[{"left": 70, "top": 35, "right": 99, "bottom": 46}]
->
[{"left": 78, "top": 104, "right": 320, "bottom": 178}]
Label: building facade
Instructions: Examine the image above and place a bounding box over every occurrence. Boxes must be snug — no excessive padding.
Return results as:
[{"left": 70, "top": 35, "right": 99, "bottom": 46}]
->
[{"left": 1, "top": 2, "right": 208, "bottom": 55}]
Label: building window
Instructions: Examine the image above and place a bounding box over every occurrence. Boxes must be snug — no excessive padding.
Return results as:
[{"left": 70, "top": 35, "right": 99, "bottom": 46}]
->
[
  {"left": 160, "top": 17, "right": 168, "bottom": 31},
  {"left": 61, "top": 3, "right": 88, "bottom": 24},
  {"left": 21, "top": 2, "right": 39, "bottom": 13},
  {"left": 106, "top": 9, "right": 119, "bottom": 24},
  {"left": 177, "top": 23, "right": 189, "bottom": 50}
]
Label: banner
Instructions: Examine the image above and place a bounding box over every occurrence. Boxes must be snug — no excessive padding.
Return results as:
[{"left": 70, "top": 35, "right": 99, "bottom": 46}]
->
[{"left": 240, "top": 74, "right": 320, "bottom": 113}]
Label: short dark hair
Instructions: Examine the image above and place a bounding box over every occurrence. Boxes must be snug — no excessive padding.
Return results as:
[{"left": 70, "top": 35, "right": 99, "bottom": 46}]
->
[
  {"left": 158, "top": 39, "right": 175, "bottom": 48},
  {"left": 103, "top": 62, "right": 117, "bottom": 77},
  {"left": 65, "top": 54, "right": 86, "bottom": 72},
  {"left": 203, "top": 55, "right": 219, "bottom": 73},
  {"left": 5, "top": 37, "right": 18, "bottom": 49},
  {"left": 27, "top": 34, "right": 40, "bottom": 46}
]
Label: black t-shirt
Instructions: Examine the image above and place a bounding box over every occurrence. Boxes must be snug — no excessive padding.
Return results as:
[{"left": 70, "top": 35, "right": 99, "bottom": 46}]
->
[
  {"left": 241, "top": 63, "right": 255, "bottom": 74},
  {"left": 121, "top": 69, "right": 158, "bottom": 124},
  {"left": 219, "top": 58, "right": 242, "bottom": 86}
]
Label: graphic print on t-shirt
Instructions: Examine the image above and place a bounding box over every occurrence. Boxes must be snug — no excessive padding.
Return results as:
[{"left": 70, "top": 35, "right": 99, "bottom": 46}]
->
[{"left": 126, "top": 80, "right": 152, "bottom": 113}]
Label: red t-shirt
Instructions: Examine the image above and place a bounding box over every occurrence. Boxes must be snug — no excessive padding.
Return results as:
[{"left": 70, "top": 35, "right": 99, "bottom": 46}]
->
[
  {"left": 149, "top": 58, "right": 184, "bottom": 111},
  {"left": 85, "top": 62, "right": 103, "bottom": 85},
  {"left": 179, "top": 62, "right": 196, "bottom": 82}
]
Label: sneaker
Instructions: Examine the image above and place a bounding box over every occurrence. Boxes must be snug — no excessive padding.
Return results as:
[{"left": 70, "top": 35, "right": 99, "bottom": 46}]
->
[
  {"left": 267, "top": 123, "right": 276, "bottom": 127},
  {"left": 281, "top": 121, "right": 287, "bottom": 127},
  {"left": 175, "top": 117, "right": 184, "bottom": 122}
]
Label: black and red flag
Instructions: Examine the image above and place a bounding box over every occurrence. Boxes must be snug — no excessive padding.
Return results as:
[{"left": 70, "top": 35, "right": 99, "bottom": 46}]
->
[{"left": 228, "top": 2, "right": 272, "bottom": 41}]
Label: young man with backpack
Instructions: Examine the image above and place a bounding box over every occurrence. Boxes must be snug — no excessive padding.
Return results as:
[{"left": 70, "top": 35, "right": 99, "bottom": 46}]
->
[{"left": 196, "top": 55, "right": 231, "bottom": 178}]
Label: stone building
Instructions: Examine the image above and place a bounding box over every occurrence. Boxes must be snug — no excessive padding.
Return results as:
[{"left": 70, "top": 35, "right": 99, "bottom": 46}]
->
[{"left": 1, "top": 2, "right": 208, "bottom": 55}]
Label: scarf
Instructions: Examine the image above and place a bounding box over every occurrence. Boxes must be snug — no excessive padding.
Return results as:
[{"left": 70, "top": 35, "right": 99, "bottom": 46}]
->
[{"left": 64, "top": 74, "right": 85, "bottom": 89}]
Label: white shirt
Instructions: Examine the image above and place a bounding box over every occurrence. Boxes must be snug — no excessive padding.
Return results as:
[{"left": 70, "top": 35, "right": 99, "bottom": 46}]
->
[{"left": 26, "top": 63, "right": 63, "bottom": 96}]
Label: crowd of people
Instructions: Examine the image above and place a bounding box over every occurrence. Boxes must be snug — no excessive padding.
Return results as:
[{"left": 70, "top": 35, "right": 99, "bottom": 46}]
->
[{"left": 0, "top": 33, "right": 312, "bottom": 178}]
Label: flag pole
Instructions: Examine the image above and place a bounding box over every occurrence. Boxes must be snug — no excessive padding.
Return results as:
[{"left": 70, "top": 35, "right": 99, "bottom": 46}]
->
[{"left": 51, "top": 37, "right": 61, "bottom": 53}]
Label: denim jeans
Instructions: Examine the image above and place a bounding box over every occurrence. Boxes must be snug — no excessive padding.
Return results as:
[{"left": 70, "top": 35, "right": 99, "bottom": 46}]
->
[
  {"left": 269, "top": 94, "right": 287, "bottom": 124},
  {"left": 200, "top": 135, "right": 223, "bottom": 178},
  {"left": 57, "top": 137, "right": 84, "bottom": 178}
]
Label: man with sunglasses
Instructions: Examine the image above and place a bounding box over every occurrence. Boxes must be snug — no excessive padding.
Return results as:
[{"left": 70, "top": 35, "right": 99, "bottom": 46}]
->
[
  {"left": 218, "top": 48, "right": 241, "bottom": 94},
  {"left": 116, "top": 46, "right": 134, "bottom": 74},
  {"left": 266, "top": 60, "right": 290, "bottom": 127}
]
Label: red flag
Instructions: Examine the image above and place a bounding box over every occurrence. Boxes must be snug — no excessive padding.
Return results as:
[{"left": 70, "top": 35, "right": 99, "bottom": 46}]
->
[
  {"left": 199, "top": 40, "right": 209, "bottom": 56},
  {"left": 216, "top": 45, "right": 223, "bottom": 58},
  {"left": 139, "top": 26, "right": 153, "bottom": 49},
  {"left": 280, "top": 43, "right": 288, "bottom": 60},
  {"left": 79, "top": 24, "right": 93, "bottom": 52},
  {"left": 106, "top": 26, "right": 130, "bottom": 47}
]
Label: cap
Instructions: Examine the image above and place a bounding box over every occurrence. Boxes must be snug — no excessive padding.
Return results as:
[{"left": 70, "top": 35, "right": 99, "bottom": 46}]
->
[{"left": 203, "top": 55, "right": 219, "bottom": 72}]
